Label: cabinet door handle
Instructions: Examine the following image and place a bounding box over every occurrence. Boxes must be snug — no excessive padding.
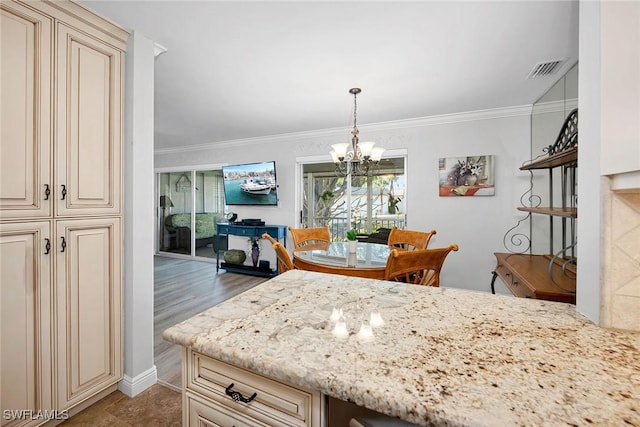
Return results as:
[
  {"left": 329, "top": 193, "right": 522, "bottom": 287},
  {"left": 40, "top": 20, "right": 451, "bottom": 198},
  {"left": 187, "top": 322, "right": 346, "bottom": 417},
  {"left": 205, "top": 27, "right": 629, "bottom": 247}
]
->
[
  {"left": 44, "top": 184, "right": 51, "bottom": 200},
  {"left": 44, "top": 238, "right": 51, "bottom": 255},
  {"left": 61, "top": 185, "right": 67, "bottom": 200},
  {"left": 225, "top": 383, "right": 257, "bottom": 404},
  {"left": 60, "top": 237, "right": 66, "bottom": 253}
]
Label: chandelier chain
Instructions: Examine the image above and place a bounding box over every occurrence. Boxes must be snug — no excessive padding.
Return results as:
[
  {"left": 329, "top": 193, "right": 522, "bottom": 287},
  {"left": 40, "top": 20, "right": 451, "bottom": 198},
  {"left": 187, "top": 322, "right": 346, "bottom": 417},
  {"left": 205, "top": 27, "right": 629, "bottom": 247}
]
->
[{"left": 352, "top": 91, "right": 358, "bottom": 135}]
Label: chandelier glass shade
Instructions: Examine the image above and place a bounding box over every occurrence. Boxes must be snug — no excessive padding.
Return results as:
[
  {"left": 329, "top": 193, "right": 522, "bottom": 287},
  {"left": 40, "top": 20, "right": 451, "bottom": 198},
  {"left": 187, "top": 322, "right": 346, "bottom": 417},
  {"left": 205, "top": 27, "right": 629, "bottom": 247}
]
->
[{"left": 330, "top": 88, "right": 385, "bottom": 177}]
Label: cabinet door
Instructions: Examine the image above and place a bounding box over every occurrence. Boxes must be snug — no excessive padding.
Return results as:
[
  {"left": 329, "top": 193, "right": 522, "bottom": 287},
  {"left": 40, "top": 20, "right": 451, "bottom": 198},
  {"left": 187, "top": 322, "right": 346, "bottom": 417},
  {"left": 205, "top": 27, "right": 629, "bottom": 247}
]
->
[
  {"left": 55, "top": 217, "right": 121, "bottom": 409},
  {"left": 0, "top": 221, "right": 53, "bottom": 424},
  {"left": 55, "top": 23, "right": 122, "bottom": 217},
  {"left": 0, "top": 2, "right": 52, "bottom": 219}
]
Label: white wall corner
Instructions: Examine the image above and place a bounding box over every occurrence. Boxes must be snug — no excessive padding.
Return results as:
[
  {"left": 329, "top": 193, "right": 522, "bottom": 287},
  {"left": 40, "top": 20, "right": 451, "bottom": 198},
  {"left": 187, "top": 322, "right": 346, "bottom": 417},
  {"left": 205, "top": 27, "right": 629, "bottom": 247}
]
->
[
  {"left": 576, "top": 0, "right": 602, "bottom": 324},
  {"left": 123, "top": 30, "right": 157, "bottom": 388},
  {"left": 118, "top": 366, "right": 158, "bottom": 397}
]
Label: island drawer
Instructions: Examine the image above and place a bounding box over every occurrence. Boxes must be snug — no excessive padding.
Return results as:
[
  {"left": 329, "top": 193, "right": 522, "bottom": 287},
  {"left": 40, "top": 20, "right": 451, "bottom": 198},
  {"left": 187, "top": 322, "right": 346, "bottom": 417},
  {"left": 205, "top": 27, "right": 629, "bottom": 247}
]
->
[
  {"left": 185, "top": 349, "right": 321, "bottom": 427},
  {"left": 185, "top": 390, "right": 270, "bottom": 427}
]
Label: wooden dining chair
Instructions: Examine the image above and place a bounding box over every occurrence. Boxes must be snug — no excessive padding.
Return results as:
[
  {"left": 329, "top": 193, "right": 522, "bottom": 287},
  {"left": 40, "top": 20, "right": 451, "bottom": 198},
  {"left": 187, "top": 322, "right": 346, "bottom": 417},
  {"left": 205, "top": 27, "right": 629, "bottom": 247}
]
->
[
  {"left": 288, "top": 226, "right": 331, "bottom": 248},
  {"left": 262, "top": 233, "right": 294, "bottom": 273},
  {"left": 387, "top": 227, "right": 436, "bottom": 251},
  {"left": 384, "top": 244, "right": 459, "bottom": 287}
]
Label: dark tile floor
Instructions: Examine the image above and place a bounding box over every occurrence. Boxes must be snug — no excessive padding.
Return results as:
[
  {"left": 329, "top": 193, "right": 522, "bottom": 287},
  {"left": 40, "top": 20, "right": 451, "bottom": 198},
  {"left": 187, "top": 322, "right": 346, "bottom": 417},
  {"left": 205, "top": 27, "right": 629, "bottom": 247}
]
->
[{"left": 60, "top": 384, "right": 181, "bottom": 426}]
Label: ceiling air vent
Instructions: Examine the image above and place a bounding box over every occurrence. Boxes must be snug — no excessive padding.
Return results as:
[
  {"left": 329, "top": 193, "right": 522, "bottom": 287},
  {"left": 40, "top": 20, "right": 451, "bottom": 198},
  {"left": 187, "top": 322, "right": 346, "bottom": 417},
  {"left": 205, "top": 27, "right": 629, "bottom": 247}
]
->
[{"left": 526, "top": 59, "right": 565, "bottom": 79}]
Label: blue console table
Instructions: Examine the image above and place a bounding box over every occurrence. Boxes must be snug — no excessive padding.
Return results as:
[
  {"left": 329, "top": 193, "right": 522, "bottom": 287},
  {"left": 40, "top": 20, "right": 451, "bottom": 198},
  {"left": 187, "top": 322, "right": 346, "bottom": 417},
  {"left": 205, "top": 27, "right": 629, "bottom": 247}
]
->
[{"left": 216, "top": 223, "right": 287, "bottom": 277}]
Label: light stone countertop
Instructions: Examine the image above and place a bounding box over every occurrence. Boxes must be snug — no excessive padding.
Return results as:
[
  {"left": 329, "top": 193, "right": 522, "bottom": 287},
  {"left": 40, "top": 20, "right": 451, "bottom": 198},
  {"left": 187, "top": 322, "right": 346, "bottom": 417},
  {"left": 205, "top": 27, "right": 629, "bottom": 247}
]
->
[{"left": 163, "top": 270, "right": 640, "bottom": 426}]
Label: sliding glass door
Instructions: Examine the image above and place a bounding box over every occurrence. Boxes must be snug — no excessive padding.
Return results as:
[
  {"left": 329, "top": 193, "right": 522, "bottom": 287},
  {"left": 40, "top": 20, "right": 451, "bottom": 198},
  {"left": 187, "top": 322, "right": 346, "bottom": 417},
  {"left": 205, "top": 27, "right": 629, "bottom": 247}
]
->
[
  {"left": 301, "top": 157, "right": 406, "bottom": 240},
  {"left": 157, "top": 169, "right": 225, "bottom": 259},
  {"left": 158, "top": 171, "right": 192, "bottom": 255}
]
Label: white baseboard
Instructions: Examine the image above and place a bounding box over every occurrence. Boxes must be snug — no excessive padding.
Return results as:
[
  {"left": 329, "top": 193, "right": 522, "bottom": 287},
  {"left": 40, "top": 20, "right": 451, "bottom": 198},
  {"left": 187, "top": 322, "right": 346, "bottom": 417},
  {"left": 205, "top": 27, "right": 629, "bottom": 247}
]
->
[{"left": 118, "top": 365, "right": 158, "bottom": 397}]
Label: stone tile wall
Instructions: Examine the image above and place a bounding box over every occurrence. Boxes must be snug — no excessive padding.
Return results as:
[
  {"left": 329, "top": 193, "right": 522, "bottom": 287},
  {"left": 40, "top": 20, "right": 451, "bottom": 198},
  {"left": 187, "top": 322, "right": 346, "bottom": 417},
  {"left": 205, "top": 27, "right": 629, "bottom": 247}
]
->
[{"left": 601, "top": 186, "right": 640, "bottom": 331}]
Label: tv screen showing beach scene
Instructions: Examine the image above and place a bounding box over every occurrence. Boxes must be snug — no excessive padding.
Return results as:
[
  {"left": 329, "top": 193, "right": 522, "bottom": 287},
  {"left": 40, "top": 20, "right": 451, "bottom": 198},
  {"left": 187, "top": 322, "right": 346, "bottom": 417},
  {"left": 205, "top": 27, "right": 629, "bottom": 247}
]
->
[{"left": 222, "top": 161, "right": 278, "bottom": 206}]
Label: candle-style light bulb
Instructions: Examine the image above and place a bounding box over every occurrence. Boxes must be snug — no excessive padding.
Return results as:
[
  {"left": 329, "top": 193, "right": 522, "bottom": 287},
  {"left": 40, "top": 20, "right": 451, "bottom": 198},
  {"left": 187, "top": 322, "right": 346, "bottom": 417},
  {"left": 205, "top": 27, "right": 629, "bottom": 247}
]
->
[
  {"left": 356, "top": 323, "right": 374, "bottom": 342},
  {"left": 332, "top": 319, "right": 349, "bottom": 339},
  {"left": 370, "top": 312, "right": 385, "bottom": 328}
]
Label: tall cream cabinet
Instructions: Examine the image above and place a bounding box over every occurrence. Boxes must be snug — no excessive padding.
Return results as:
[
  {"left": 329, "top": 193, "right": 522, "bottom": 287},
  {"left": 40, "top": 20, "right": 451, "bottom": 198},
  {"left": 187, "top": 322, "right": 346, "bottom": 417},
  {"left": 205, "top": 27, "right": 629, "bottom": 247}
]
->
[{"left": 0, "top": 0, "right": 127, "bottom": 424}]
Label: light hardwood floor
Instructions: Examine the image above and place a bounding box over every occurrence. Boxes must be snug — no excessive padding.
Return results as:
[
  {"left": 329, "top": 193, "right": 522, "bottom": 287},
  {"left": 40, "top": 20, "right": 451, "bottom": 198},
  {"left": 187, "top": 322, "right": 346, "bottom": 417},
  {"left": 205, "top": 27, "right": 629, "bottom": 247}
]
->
[{"left": 154, "top": 256, "right": 268, "bottom": 390}]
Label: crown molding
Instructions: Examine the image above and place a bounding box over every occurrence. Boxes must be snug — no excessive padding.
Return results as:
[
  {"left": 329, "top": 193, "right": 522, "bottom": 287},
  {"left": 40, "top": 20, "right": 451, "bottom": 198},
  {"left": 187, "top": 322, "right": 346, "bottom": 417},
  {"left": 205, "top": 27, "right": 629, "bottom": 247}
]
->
[
  {"left": 532, "top": 98, "right": 578, "bottom": 114},
  {"left": 153, "top": 42, "right": 167, "bottom": 57},
  {"left": 155, "top": 104, "right": 533, "bottom": 155}
]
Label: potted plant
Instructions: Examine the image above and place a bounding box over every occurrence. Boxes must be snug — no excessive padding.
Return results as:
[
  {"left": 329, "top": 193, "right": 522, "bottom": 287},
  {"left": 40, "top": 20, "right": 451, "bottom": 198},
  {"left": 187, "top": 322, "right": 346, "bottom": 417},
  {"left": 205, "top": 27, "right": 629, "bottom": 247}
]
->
[
  {"left": 320, "top": 190, "right": 334, "bottom": 205},
  {"left": 388, "top": 195, "right": 402, "bottom": 214},
  {"left": 346, "top": 229, "right": 357, "bottom": 253}
]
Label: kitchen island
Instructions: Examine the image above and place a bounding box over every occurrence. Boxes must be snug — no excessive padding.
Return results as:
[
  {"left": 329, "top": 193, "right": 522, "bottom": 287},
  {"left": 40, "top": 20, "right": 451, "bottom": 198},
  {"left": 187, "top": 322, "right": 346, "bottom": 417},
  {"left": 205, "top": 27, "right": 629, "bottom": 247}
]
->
[{"left": 163, "top": 270, "right": 640, "bottom": 426}]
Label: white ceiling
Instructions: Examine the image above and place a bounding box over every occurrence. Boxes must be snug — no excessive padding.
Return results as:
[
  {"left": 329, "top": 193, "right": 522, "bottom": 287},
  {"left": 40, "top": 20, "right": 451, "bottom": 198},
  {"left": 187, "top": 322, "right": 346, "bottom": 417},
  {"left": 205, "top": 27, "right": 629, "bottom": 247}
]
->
[{"left": 81, "top": 1, "right": 579, "bottom": 150}]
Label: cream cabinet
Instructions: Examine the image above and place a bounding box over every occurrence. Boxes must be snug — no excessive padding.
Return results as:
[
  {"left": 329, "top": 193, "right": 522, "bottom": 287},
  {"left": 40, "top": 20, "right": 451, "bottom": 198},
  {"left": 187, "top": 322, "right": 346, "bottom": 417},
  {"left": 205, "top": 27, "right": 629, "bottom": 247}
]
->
[
  {"left": 0, "top": 0, "right": 126, "bottom": 423},
  {"left": 0, "top": 1, "right": 122, "bottom": 219},
  {"left": 55, "top": 218, "right": 122, "bottom": 410},
  {"left": 55, "top": 21, "right": 122, "bottom": 217},
  {"left": 185, "top": 392, "right": 272, "bottom": 427},
  {"left": 0, "top": 2, "right": 52, "bottom": 220},
  {"left": 0, "top": 222, "right": 53, "bottom": 427},
  {"left": 183, "top": 349, "right": 323, "bottom": 427}
]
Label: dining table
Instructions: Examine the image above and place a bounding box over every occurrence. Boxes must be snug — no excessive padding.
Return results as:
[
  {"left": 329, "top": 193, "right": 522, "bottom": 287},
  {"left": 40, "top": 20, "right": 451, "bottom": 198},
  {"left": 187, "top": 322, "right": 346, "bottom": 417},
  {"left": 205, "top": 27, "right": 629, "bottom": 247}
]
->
[{"left": 293, "top": 241, "right": 390, "bottom": 279}]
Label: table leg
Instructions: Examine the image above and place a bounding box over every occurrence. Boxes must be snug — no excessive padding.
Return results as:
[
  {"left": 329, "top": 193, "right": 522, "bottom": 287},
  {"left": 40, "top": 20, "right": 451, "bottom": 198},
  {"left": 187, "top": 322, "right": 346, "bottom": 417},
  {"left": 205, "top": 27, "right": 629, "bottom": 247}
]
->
[{"left": 216, "top": 234, "right": 221, "bottom": 272}]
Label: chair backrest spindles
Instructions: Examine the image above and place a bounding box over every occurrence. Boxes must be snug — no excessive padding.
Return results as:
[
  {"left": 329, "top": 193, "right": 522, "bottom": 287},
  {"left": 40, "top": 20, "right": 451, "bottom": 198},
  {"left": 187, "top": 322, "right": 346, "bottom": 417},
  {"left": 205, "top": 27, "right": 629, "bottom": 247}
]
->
[
  {"left": 384, "top": 244, "right": 458, "bottom": 287},
  {"left": 289, "top": 226, "right": 331, "bottom": 248},
  {"left": 387, "top": 227, "right": 436, "bottom": 251}
]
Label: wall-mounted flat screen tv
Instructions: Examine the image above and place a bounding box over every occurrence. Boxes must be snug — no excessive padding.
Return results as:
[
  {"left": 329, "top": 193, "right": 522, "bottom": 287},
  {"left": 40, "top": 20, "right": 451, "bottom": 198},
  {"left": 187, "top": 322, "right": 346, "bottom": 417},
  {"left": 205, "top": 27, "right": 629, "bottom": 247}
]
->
[{"left": 222, "top": 161, "right": 278, "bottom": 206}]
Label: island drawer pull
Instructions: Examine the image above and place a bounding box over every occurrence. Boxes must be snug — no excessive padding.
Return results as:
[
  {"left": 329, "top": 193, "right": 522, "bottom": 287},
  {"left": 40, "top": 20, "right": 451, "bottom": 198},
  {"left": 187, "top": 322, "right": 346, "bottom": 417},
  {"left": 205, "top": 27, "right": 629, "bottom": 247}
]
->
[{"left": 225, "top": 383, "right": 257, "bottom": 404}]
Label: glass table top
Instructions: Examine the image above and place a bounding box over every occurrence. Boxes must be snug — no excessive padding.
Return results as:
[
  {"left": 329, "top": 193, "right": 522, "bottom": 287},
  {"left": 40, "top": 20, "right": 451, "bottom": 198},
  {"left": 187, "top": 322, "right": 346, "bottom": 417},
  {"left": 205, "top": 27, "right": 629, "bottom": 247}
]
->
[{"left": 293, "top": 241, "right": 390, "bottom": 269}]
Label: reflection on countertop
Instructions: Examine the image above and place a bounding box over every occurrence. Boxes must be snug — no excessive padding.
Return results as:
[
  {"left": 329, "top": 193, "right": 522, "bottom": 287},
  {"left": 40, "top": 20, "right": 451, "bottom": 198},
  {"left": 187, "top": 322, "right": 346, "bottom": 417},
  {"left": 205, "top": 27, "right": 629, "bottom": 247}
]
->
[{"left": 163, "top": 270, "right": 640, "bottom": 426}]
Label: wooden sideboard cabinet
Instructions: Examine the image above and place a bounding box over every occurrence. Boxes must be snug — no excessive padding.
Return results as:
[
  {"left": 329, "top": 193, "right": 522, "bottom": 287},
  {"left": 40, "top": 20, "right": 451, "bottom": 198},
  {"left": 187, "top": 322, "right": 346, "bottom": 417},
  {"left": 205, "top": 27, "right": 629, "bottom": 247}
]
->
[
  {"left": 492, "top": 253, "right": 576, "bottom": 304},
  {"left": 493, "top": 112, "right": 578, "bottom": 303},
  {"left": 0, "top": 0, "right": 127, "bottom": 420},
  {"left": 183, "top": 349, "right": 323, "bottom": 427}
]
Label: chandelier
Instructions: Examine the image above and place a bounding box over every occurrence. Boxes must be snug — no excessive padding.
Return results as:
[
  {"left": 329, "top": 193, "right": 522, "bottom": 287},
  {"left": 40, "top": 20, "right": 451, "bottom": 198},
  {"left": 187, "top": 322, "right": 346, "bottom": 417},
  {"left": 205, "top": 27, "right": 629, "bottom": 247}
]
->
[{"left": 330, "top": 88, "right": 385, "bottom": 177}]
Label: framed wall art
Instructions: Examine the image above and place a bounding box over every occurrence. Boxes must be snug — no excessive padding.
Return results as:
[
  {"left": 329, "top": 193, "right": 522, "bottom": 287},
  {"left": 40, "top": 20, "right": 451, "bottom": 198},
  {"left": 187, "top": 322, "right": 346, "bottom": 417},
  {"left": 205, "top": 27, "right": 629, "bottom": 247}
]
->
[{"left": 438, "top": 155, "right": 495, "bottom": 196}]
